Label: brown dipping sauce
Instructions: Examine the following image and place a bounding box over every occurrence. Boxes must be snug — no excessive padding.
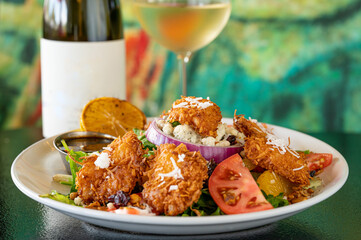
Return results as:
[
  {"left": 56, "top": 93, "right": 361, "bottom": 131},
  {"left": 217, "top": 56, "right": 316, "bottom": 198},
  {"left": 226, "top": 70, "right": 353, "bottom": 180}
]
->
[{"left": 58, "top": 136, "right": 115, "bottom": 153}]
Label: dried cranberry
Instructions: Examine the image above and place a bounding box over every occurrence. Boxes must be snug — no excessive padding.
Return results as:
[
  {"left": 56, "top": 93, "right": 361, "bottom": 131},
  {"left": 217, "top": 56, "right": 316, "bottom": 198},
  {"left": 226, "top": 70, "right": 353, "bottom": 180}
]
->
[
  {"left": 108, "top": 191, "right": 130, "bottom": 208},
  {"left": 226, "top": 135, "right": 237, "bottom": 145},
  {"left": 204, "top": 159, "right": 218, "bottom": 187}
]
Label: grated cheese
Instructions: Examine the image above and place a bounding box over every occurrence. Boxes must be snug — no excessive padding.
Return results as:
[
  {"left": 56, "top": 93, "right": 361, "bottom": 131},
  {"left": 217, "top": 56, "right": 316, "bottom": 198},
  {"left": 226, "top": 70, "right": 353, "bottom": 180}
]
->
[{"left": 94, "top": 152, "right": 111, "bottom": 169}]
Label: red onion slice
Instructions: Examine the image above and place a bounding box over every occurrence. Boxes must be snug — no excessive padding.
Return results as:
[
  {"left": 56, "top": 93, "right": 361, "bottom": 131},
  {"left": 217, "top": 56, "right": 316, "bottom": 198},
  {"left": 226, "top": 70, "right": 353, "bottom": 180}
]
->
[{"left": 145, "top": 120, "right": 242, "bottom": 163}]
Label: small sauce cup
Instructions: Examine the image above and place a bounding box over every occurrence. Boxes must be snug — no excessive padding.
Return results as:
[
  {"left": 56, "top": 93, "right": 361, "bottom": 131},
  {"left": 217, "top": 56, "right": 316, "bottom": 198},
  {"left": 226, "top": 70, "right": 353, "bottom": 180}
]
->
[{"left": 53, "top": 131, "right": 116, "bottom": 174}]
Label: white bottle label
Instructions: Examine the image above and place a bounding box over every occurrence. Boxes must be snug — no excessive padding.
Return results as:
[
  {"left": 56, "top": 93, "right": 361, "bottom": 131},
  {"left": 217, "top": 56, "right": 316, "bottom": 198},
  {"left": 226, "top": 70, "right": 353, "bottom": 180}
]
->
[{"left": 40, "top": 38, "right": 126, "bottom": 138}]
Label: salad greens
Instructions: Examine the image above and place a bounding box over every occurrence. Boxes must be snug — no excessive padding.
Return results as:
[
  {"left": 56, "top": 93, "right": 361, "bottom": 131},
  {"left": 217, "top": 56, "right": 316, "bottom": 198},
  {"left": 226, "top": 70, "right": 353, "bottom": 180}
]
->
[
  {"left": 181, "top": 189, "right": 224, "bottom": 216},
  {"left": 61, "top": 140, "right": 88, "bottom": 193},
  {"left": 304, "top": 177, "right": 322, "bottom": 190},
  {"left": 262, "top": 191, "right": 289, "bottom": 208},
  {"left": 40, "top": 190, "right": 76, "bottom": 206},
  {"left": 170, "top": 121, "right": 181, "bottom": 128},
  {"left": 133, "top": 128, "right": 157, "bottom": 157},
  {"left": 52, "top": 174, "right": 72, "bottom": 185},
  {"left": 297, "top": 150, "right": 310, "bottom": 154}
]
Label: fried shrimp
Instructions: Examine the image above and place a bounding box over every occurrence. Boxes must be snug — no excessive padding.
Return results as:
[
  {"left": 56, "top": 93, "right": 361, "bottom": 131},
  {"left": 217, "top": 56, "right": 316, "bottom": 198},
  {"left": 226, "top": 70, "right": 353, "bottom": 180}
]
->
[
  {"left": 233, "top": 113, "right": 267, "bottom": 138},
  {"left": 234, "top": 113, "right": 310, "bottom": 186},
  {"left": 76, "top": 132, "right": 145, "bottom": 205},
  {"left": 244, "top": 136, "right": 310, "bottom": 185},
  {"left": 142, "top": 143, "right": 208, "bottom": 216},
  {"left": 165, "top": 96, "right": 222, "bottom": 137}
]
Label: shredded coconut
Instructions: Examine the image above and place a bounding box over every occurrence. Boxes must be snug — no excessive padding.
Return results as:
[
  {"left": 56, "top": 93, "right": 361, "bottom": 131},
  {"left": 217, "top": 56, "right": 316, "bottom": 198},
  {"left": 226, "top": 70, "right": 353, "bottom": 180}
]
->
[
  {"left": 177, "top": 154, "right": 185, "bottom": 162},
  {"left": 94, "top": 152, "right": 111, "bottom": 169},
  {"left": 249, "top": 117, "right": 300, "bottom": 158},
  {"left": 169, "top": 185, "right": 178, "bottom": 191},
  {"left": 266, "top": 134, "right": 300, "bottom": 158},
  {"left": 158, "top": 157, "right": 184, "bottom": 180},
  {"left": 172, "top": 97, "right": 213, "bottom": 109},
  {"left": 172, "top": 101, "right": 189, "bottom": 109},
  {"left": 293, "top": 165, "right": 305, "bottom": 171},
  {"left": 157, "top": 181, "right": 166, "bottom": 188}
]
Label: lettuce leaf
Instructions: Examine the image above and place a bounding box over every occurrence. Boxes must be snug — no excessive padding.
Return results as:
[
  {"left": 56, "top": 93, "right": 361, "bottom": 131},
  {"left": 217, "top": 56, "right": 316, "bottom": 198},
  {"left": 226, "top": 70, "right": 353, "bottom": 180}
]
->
[
  {"left": 40, "top": 190, "right": 77, "bottom": 206},
  {"left": 61, "top": 140, "right": 88, "bottom": 193}
]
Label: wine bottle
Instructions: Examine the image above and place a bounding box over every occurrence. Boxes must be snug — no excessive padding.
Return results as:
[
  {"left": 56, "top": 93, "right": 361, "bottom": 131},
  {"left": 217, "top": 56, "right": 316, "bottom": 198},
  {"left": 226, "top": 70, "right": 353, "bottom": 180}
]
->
[{"left": 41, "top": 0, "right": 126, "bottom": 138}]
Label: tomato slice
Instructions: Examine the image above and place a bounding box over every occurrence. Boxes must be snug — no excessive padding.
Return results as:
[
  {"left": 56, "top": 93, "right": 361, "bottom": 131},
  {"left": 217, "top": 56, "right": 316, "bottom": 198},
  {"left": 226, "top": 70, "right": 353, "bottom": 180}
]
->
[
  {"left": 208, "top": 154, "right": 273, "bottom": 214},
  {"left": 305, "top": 153, "right": 333, "bottom": 172}
]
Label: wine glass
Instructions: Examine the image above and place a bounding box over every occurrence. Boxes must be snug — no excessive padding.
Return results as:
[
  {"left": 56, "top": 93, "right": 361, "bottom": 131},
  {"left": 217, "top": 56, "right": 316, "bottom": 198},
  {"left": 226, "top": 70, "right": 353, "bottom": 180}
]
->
[{"left": 132, "top": 0, "right": 231, "bottom": 96}]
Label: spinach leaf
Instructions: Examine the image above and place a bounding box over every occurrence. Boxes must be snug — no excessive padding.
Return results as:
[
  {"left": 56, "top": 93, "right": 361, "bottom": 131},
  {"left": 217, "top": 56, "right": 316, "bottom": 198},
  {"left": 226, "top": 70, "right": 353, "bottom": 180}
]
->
[
  {"left": 262, "top": 191, "right": 289, "bottom": 208},
  {"left": 181, "top": 188, "right": 224, "bottom": 216}
]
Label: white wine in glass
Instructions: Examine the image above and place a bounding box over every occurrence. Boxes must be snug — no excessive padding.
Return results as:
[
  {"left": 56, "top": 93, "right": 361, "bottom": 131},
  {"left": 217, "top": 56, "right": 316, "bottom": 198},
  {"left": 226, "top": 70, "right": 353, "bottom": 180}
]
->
[{"left": 133, "top": 0, "right": 231, "bottom": 96}]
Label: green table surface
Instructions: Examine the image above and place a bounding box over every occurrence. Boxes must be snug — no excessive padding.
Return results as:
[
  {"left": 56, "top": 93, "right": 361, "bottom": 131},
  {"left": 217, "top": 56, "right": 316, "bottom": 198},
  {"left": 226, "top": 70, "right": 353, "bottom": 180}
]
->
[{"left": 0, "top": 127, "right": 360, "bottom": 240}]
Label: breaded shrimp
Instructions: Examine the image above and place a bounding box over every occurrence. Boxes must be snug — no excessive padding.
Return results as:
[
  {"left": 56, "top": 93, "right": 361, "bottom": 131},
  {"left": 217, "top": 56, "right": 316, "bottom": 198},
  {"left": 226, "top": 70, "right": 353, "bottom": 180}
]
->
[
  {"left": 244, "top": 136, "right": 310, "bottom": 185},
  {"left": 76, "top": 131, "right": 145, "bottom": 205},
  {"left": 165, "top": 96, "right": 222, "bottom": 137},
  {"left": 234, "top": 113, "right": 310, "bottom": 186},
  {"left": 142, "top": 143, "right": 208, "bottom": 216},
  {"left": 233, "top": 113, "right": 267, "bottom": 138}
]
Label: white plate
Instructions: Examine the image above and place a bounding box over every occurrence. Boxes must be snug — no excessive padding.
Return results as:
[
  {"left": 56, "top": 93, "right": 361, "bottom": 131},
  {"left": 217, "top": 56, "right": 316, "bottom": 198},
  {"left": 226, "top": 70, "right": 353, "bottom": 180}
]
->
[{"left": 11, "top": 119, "right": 348, "bottom": 235}]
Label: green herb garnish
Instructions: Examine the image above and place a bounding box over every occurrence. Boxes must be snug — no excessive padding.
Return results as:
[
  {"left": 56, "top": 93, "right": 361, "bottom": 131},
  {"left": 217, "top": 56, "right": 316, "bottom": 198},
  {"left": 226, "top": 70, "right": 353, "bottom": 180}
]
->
[{"left": 170, "top": 121, "right": 181, "bottom": 127}]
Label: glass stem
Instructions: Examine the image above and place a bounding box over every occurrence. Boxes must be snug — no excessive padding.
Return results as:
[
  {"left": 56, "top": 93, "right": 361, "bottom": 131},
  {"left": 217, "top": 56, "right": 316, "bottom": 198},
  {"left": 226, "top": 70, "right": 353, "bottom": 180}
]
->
[{"left": 177, "top": 52, "right": 192, "bottom": 96}]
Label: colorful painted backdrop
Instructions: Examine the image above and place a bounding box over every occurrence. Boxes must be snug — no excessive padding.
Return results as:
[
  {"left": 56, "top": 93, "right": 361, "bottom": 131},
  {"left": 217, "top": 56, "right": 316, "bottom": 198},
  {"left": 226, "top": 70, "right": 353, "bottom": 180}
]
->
[{"left": 1, "top": 0, "right": 361, "bottom": 133}]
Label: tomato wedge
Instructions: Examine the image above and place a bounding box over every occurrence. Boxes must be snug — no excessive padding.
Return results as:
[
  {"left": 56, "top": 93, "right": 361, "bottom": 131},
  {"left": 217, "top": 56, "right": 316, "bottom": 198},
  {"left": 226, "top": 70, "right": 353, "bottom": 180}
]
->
[
  {"left": 208, "top": 154, "right": 273, "bottom": 214},
  {"left": 305, "top": 153, "right": 333, "bottom": 172}
]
